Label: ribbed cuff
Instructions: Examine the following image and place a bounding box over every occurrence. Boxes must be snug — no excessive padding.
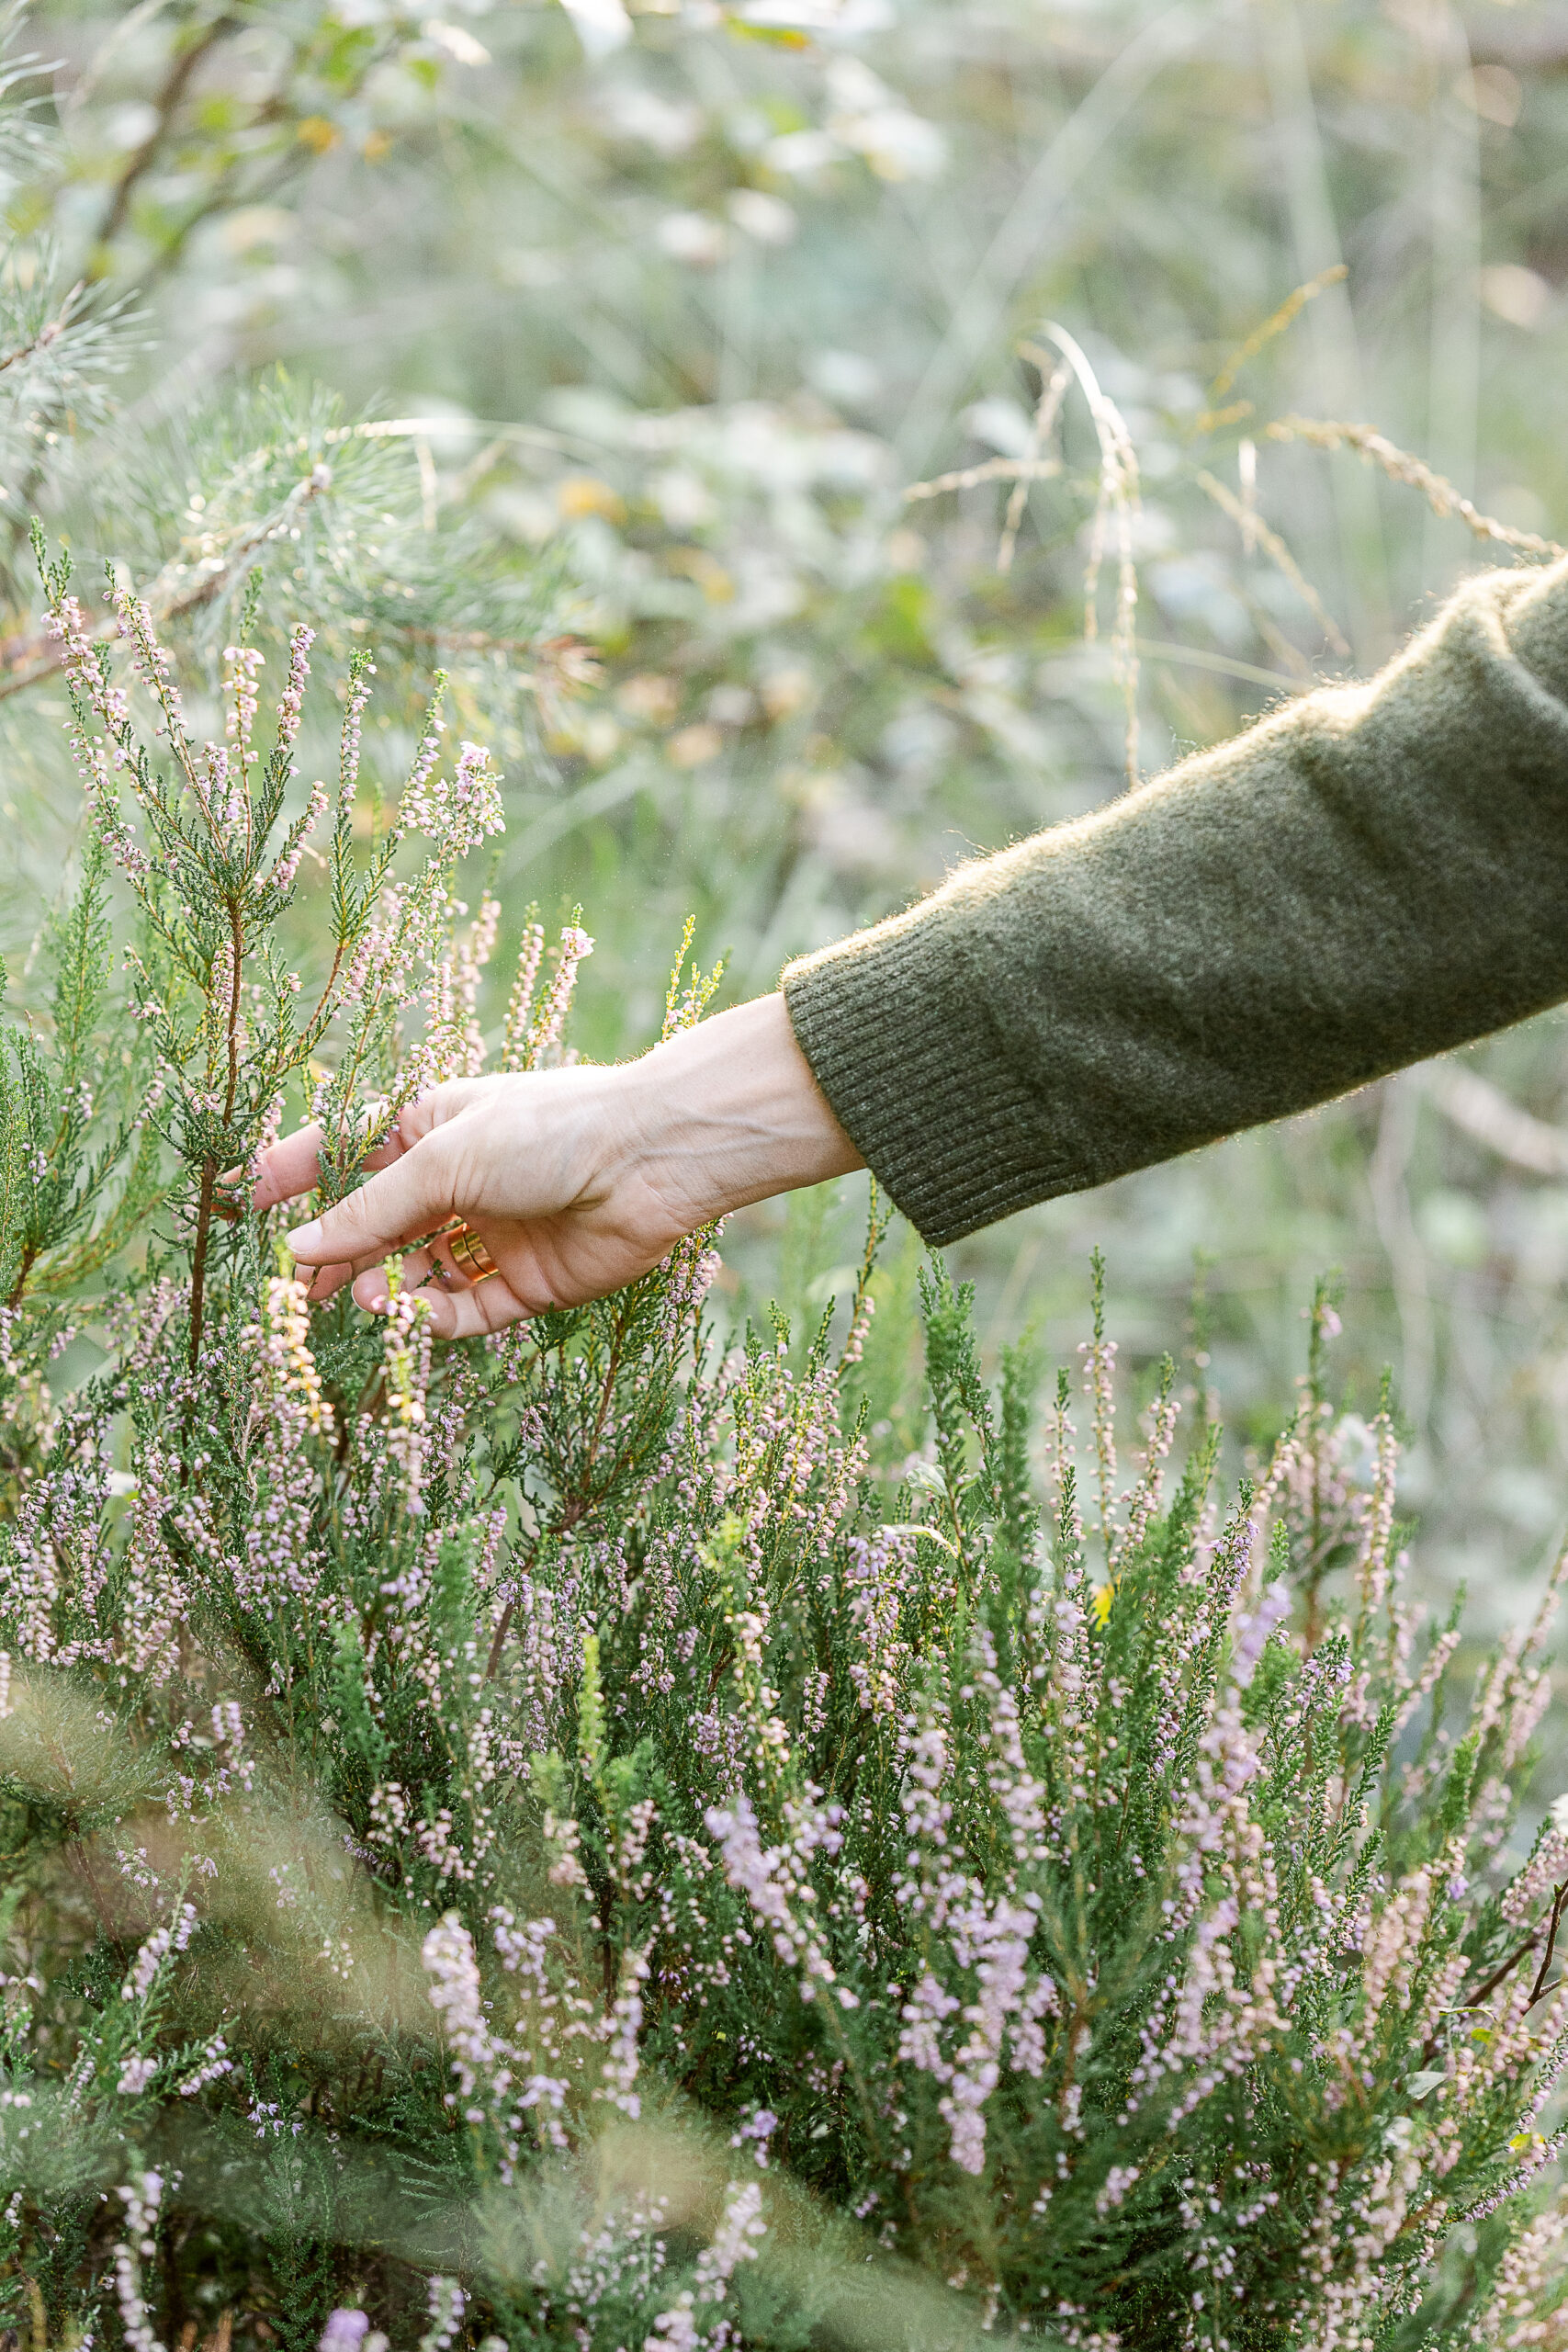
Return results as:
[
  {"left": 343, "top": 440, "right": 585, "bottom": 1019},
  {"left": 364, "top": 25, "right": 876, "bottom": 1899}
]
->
[{"left": 783, "top": 905, "right": 1077, "bottom": 1249}]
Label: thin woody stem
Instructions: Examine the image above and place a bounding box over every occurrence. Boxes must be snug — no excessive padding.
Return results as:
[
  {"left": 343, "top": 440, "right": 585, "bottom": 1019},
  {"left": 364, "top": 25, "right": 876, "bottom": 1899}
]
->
[
  {"left": 96, "top": 18, "right": 237, "bottom": 250},
  {"left": 224, "top": 900, "right": 243, "bottom": 1125},
  {"left": 1529, "top": 1881, "right": 1568, "bottom": 2008},
  {"left": 187, "top": 1162, "right": 217, "bottom": 1378}
]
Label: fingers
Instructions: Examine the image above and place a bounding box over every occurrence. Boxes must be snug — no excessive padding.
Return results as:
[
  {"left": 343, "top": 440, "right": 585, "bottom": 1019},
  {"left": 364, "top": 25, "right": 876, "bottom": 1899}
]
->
[
  {"left": 434, "top": 1274, "right": 536, "bottom": 1340},
  {"left": 286, "top": 1137, "right": 457, "bottom": 1269},
  {"left": 250, "top": 1080, "right": 492, "bottom": 1214},
  {"left": 248, "top": 1126, "right": 404, "bottom": 1217},
  {"left": 296, "top": 1259, "right": 357, "bottom": 1303},
  {"left": 250, "top": 1125, "right": 330, "bottom": 1214},
  {"left": 352, "top": 1248, "right": 538, "bottom": 1340}
]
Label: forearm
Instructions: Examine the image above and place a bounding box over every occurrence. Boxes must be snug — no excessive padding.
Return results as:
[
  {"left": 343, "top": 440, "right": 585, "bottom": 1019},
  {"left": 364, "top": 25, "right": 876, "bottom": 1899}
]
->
[{"left": 785, "top": 556, "right": 1568, "bottom": 1245}]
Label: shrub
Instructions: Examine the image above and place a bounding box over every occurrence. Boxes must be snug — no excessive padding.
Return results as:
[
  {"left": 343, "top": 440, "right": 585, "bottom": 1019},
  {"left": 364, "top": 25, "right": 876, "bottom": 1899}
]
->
[{"left": 7, "top": 571, "right": 1568, "bottom": 2352}]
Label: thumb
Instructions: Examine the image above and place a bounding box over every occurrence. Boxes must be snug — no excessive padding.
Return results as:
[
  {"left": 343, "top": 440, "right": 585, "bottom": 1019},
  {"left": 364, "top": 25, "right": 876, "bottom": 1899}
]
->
[{"left": 286, "top": 1133, "right": 457, "bottom": 1266}]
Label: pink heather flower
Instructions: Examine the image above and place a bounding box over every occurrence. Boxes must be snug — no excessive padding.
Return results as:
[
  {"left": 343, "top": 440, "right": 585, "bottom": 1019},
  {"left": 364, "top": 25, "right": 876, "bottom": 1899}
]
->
[
  {"left": 840, "top": 1284, "right": 876, "bottom": 1365},
  {"left": 122, "top": 1902, "right": 197, "bottom": 2003},
  {"left": 176, "top": 2034, "right": 232, "bottom": 2096},
  {"left": 339, "top": 884, "right": 413, "bottom": 1010},
  {"left": 422, "top": 1912, "right": 496, "bottom": 2098},
  {"left": 114, "top": 586, "right": 189, "bottom": 755},
  {"left": 222, "top": 642, "right": 265, "bottom": 767},
  {"left": 526, "top": 924, "right": 594, "bottom": 1066},
  {"left": 1231, "top": 1578, "right": 1291, "bottom": 1690},
  {"left": 419, "top": 2278, "right": 465, "bottom": 2352},
  {"left": 730, "top": 2107, "right": 779, "bottom": 2168},
  {"left": 596, "top": 1947, "right": 649, "bottom": 2118},
  {"left": 200, "top": 740, "right": 246, "bottom": 834},
  {"left": 263, "top": 779, "right": 330, "bottom": 896},
  {"left": 645, "top": 2182, "right": 766, "bottom": 2350},
  {"left": 502, "top": 921, "right": 546, "bottom": 1068},
  {"left": 339, "top": 661, "right": 377, "bottom": 800},
  {"left": 111, "top": 2171, "right": 165, "bottom": 2352},
  {"left": 276, "top": 625, "right": 315, "bottom": 748},
  {"left": 401, "top": 738, "right": 505, "bottom": 858},
  {"left": 416, "top": 890, "right": 502, "bottom": 1082},
  {"left": 705, "top": 1792, "right": 848, "bottom": 2003},
  {"left": 1097, "top": 2164, "right": 1141, "bottom": 2217},
  {"left": 45, "top": 595, "right": 148, "bottom": 876},
  {"left": 405, "top": 716, "right": 445, "bottom": 796},
  {"left": 696, "top": 2180, "right": 766, "bottom": 2297},
  {"left": 320, "top": 2314, "right": 370, "bottom": 2352},
  {"left": 381, "top": 1285, "right": 433, "bottom": 1515},
  {"left": 844, "top": 1527, "right": 913, "bottom": 1716}
]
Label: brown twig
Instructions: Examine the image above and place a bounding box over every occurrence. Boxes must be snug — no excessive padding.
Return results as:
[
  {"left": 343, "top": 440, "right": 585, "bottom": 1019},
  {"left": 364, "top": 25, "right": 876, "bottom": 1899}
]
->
[
  {"left": 902, "top": 453, "right": 1062, "bottom": 502},
  {"left": 1465, "top": 1930, "right": 1543, "bottom": 2017},
  {"left": 187, "top": 899, "right": 247, "bottom": 1374},
  {"left": 96, "top": 18, "right": 237, "bottom": 252},
  {"left": 0, "top": 459, "right": 335, "bottom": 706},
  {"left": 1529, "top": 1880, "right": 1568, "bottom": 2008},
  {"left": 998, "top": 357, "right": 1071, "bottom": 575},
  {"left": 0, "top": 490, "right": 581, "bottom": 713},
  {"left": 186, "top": 1164, "right": 218, "bottom": 1383},
  {"left": 1430, "top": 1880, "right": 1568, "bottom": 2061},
  {"left": 1021, "top": 327, "right": 1143, "bottom": 789}
]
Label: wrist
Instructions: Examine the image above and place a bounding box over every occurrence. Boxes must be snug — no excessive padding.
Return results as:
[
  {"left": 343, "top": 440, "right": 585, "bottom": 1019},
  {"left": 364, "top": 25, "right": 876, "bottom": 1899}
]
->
[{"left": 619, "top": 993, "right": 863, "bottom": 1227}]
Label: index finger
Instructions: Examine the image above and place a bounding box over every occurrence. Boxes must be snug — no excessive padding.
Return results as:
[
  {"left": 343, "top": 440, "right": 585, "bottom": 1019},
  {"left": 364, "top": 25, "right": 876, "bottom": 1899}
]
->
[
  {"left": 251, "top": 1120, "right": 408, "bottom": 1214},
  {"left": 251, "top": 1125, "right": 331, "bottom": 1214}
]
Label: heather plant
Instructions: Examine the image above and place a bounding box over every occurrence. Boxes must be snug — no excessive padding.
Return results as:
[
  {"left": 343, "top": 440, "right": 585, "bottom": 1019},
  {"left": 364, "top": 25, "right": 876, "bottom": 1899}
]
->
[
  {"left": 17, "top": 0, "right": 1568, "bottom": 1688},
  {"left": 8, "top": 567, "right": 1568, "bottom": 2352}
]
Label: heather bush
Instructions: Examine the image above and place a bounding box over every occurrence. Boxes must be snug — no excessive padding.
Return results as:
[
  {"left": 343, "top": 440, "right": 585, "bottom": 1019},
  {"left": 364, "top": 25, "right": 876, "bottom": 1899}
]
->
[{"left": 7, "top": 567, "right": 1568, "bottom": 2352}]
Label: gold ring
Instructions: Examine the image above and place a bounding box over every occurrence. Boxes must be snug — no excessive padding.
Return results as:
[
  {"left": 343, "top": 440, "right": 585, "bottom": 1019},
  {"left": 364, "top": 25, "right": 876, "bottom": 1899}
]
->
[{"left": 447, "top": 1224, "right": 498, "bottom": 1283}]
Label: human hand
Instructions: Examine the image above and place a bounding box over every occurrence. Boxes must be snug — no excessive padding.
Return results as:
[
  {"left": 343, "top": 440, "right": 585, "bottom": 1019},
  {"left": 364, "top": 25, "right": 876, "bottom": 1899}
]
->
[{"left": 254, "top": 993, "right": 863, "bottom": 1338}]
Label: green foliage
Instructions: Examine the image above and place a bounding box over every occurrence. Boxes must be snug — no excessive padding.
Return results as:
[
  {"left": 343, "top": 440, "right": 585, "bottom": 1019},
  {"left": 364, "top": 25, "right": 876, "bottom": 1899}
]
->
[
  {"left": 6, "top": 0, "right": 1568, "bottom": 1636},
  {"left": 0, "top": 827, "right": 162, "bottom": 1508}
]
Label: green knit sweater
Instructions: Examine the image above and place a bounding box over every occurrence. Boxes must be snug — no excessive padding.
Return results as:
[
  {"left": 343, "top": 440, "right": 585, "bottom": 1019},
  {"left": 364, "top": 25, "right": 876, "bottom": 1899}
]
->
[{"left": 782, "top": 556, "right": 1568, "bottom": 1248}]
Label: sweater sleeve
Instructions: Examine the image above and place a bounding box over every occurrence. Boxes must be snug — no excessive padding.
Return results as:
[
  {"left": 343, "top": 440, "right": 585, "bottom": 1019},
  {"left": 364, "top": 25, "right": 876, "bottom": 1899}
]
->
[{"left": 782, "top": 557, "right": 1568, "bottom": 1248}]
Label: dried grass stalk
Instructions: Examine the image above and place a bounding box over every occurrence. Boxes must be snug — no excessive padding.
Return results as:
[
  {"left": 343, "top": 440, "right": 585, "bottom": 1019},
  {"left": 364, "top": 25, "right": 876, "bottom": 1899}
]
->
[
  {"left": 998, "top": 356, "right": 1071, "bottom": 575},
  {"left": 901, "top": 327, "right": 1142, "bottom": 788},
  {"left": 1208, "top": 262, "right": 1348, "bottom": 401},
  {"left": 1022, "top": 324, "right": 1143, "bottom": 789},
  {"left": 1195, "top": 464, "right": 1350, "bottom": 657},
  {"left": 1266, "top": 416, "right": 1566, "bottom": 560},
  {"left": 903, "top": 453, "right": 1062, "bottom": 501}
]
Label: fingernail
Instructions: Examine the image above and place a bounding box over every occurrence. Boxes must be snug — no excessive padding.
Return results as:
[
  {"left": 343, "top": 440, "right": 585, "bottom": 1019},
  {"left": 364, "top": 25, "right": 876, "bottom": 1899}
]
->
[{"left": 287, "top": 1220, "right": 324, "bottom": 1254}]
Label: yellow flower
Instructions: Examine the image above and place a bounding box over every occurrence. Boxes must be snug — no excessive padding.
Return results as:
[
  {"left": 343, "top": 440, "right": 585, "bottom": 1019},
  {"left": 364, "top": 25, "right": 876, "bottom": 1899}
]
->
[{"left": 556, "top": 475, "right": 626, "bottom": 524}]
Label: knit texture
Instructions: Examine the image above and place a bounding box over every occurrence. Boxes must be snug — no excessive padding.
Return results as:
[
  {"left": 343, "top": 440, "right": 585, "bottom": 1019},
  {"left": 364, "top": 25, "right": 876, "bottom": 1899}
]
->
[{"left": 783, "top": 557, "right": 1568, "bottom": 1247}]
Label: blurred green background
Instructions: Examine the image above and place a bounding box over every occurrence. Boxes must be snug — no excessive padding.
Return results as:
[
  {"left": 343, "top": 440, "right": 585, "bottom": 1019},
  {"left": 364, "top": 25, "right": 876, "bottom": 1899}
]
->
[{"left": 8, "top": 0, "right": 1568, "bottom": 1647}]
